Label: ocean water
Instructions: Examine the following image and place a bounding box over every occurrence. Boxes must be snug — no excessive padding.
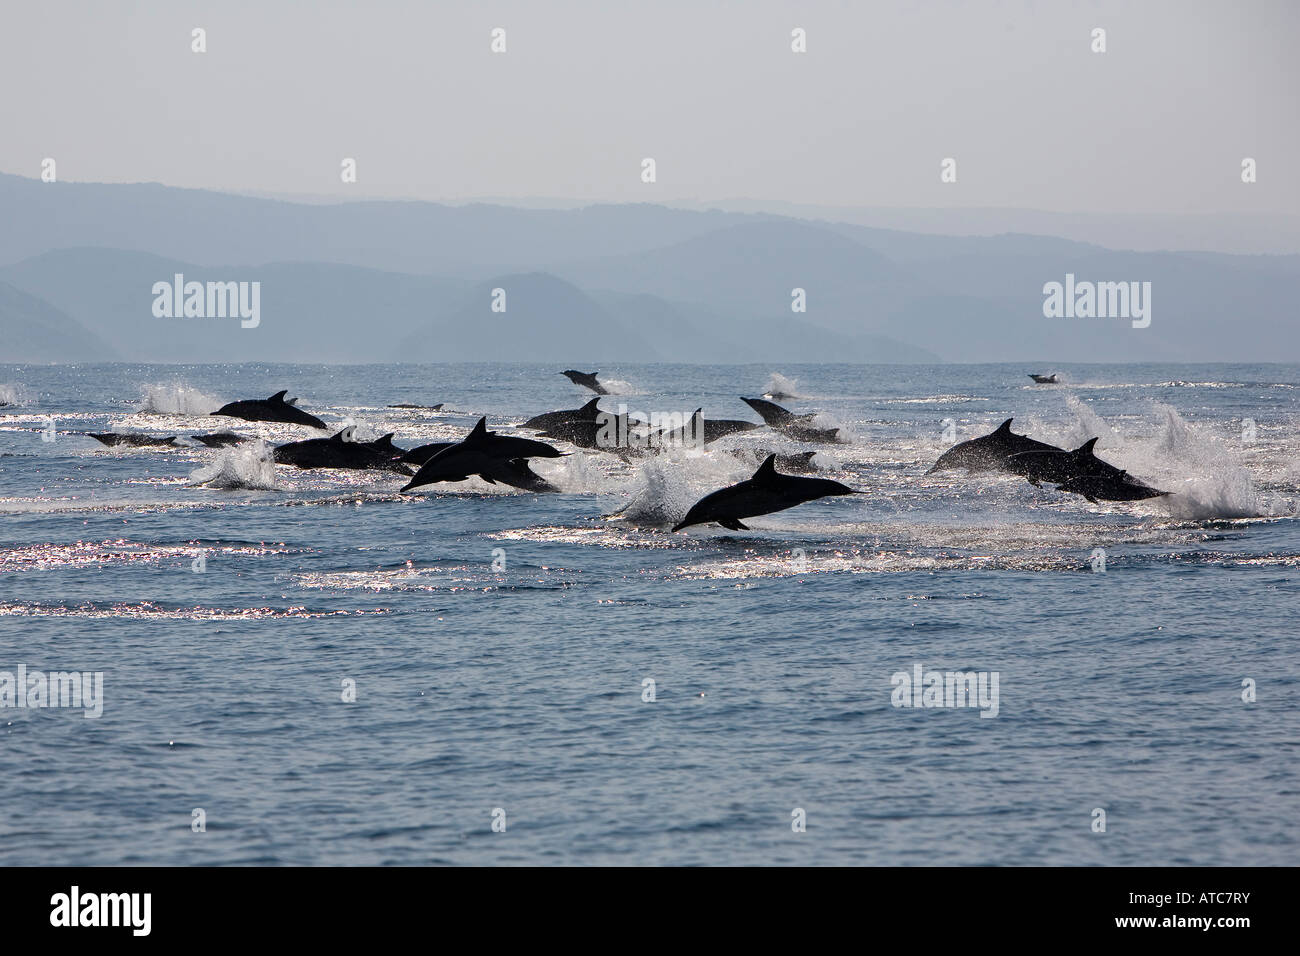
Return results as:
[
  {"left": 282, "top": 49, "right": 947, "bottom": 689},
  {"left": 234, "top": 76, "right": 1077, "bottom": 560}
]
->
[{"left": 1, "top": 362, "right": 1296, "bottom": 866}]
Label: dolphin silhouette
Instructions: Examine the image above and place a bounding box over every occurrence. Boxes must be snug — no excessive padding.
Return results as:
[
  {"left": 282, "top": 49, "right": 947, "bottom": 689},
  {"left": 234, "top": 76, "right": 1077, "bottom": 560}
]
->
[
  {"left": 274, "top": 426, "right": 412, "bottom": 473},
  {"left": 523, "top": 396, "right": 604, "bottom": 432},
  {"left": 212, "top": 390, "right": 327, "bottom": 429},
  {"left": 191, "top": 432, "right": 247, "bottom": 448},
  {"left": 401, "top": 418, "right": 563, "bottom": 493},
  {"left": 740, "top": 397, "right": 839, "bottom": 443},
  {"left": 1007, "top": 437, "right": 1169, "bottom": 501},
  {"left": 650, "top": 409, "right": 762, "bottom": 448},
  {"left": 88, "top": 433, "right": 179, "bottom": 448},
  {"left": 562, "top": 370, "right": 608, "bottom": 395},
  {"left": 1006, "top": 437, "right": 1104, "bottom": 485},
  {"left": 673, "top": 454, "right": 857, "bottom": 531},
  {"left": 1029, "top": 374, "right": 1058, "bottom": 384},
  {"left": 927, "top": 418, "right": 1062, "bottom": 473}
]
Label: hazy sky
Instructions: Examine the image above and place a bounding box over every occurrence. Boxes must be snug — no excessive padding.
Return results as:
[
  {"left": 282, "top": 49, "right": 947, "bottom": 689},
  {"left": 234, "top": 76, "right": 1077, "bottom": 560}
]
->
[{"left": 1, "top": 0, "right": 1296, "bottom": 214}]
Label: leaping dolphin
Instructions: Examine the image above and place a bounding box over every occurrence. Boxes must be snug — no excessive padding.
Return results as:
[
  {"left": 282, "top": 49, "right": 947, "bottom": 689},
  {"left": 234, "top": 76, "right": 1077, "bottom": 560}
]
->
[
  {"left": 1008, "top": 437, "right": 1169, "bottom": 502},
  {"left": 651, "top": 409, "right": 763, "bottom": 447},
  {"left": 1006, "top": 437, "right": 1104, "bottom": 486},
  {"left": 739, "top": 397, "right": 840, "bottom": 443},
  {"left": 212, "top": 390, "right": 327, "bottom": 429},
  {"left": 273, "top": 426, "right": 413, "bottom": 473},
  {"left": 1029, "top": 374, "right": 1059, "bottom": 384},
  {"left": 562, "top": 370, "right": 608, "bottom": 395},
  {"left": 88, "top": 433, "right": 179, "bottom": 447},
  {"left": 672, "top": 454, "right": 858, "bottom": 531},
  {"left": 927, "top": 418, "right": 1063, "bottom": 473},
  {"left": 522, "top": 396, "right": 604, "bottom": 432},
  {"left": 191, "top": 432, "right": 247, "bottom": 448},
  {"left": 401, "top": 418, "right": 563, "bottom": 493}
]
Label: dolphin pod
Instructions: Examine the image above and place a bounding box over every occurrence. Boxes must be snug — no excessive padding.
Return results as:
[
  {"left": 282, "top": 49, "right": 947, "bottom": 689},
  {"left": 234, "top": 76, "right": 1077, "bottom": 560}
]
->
[
  {"left": 76, "top": 372, "right": 1180, "bottom": 526},
  {"left": 673, "top": 454, "right": 858, "bottom": 531}
]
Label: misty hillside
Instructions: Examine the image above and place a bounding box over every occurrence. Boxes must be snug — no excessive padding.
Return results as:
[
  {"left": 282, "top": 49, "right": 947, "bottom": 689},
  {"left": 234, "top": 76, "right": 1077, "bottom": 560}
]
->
[
  {"left": 0, "top": 173, "right": 1296, "bottom": 364},
  {"left": 0, "top": 280, "right": 119, "bottom": 363}
]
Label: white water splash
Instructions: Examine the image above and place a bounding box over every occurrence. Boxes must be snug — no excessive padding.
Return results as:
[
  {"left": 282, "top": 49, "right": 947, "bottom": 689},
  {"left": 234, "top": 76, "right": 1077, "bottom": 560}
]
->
[
  {"left": 141, "top": 383, "right": 221, "bottom": 416},
  {"left": 597, "top": 378, "right": 638, "bottom": 396},
  {"left": 763, "top": 371, "right": 802, "bottom": 398},
  {"left": 187, "top": 440, "right": 278, "bottom": 490},
  {"left": 0, "top": 384, "right": 29, "bottom": 406}
]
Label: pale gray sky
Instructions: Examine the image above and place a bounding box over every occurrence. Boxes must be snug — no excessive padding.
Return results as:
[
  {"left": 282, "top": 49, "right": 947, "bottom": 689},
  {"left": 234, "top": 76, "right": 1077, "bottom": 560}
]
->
[{"left": 1, "top": 0, "right": 1296, "bottom": 215}]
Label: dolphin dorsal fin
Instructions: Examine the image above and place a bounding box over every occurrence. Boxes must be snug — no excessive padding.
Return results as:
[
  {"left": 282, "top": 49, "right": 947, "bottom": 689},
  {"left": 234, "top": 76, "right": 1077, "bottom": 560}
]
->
[
  {"left": 375, "top": 433, "right": 396, "bottom": 449},
  {"left": 753, "top": 454, "right": 779, "bottom": 482},
  {"left": 579, "top": 397, "right": 602, "bottom": 415},
  {"left": 1075, "top": 437, "right": 1100, "bottom": 456},
  {"left": 330, "top": 426, "right": 355, "bottom": 443},
  {"left": 995, "top": 418, "right": 1013, "bottom": 434},
  {"left": 269, "top": 390, "right": 289, "bottom": 403},
  {"left": 465, "top": 417, "right": 490, "bottom": 443}
]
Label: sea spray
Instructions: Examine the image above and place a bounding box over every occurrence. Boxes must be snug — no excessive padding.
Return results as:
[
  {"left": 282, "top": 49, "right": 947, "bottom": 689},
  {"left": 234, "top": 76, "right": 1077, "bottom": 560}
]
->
[
  {"left": 763, "top": 371, "right": 802, "bottom": 398},
  {"left": 0, "top": 384, "right": 29, "bottom": 406},
  {"left": 141, "top": 384, "right": 221, "bottom": 416},
  {"left": 187, "top": 440, "right": 278, "bottom": 490}
]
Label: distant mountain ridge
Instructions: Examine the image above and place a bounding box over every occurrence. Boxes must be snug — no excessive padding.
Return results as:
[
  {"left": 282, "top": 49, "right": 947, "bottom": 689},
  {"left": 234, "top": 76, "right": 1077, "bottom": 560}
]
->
[{"left": 0, "top": 173, "right": 1295, "bottom": 364}]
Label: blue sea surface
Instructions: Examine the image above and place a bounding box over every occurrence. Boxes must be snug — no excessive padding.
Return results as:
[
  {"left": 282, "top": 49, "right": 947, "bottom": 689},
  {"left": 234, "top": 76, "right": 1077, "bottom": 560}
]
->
[{"left": 1, "top": 362, "right": 1296, "bottom": 865}]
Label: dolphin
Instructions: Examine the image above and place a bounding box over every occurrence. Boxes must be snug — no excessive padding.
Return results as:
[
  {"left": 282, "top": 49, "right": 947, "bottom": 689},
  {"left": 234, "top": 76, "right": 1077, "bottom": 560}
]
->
[
  {"left": 212, "top": 390, "right": 327, "bottom": 429},
  {"left": 651, "top": 409, "right": 763, "bottom": 448},
  {"left": 927, "top": 418, "right": 1063, "bottom": 473},
  {"left": 1006, "top": 438, "right": 1105, "bottom": 486},
  {"left": 274, "top": 426, "right": 413, "bottom": 473},
  {"left": 191, "top": 432, "right": 247, "bottom": 448},
  {"left": 401, "top": 418, "right": 563, "bottom": 493},
  {"left": 539, "top": 408, "right": 645, "bottom": 450},
  {"left": 740, "top": 397, "right": 839, "bottom": 443},
  {"left": 522, "top": 396, "right": 604, "bottom": 431},
  {"left": 1029, "top": 374, "right": 1059, "bottom": 384},
  {"left": 1005, "top": 438, "right": 1169, "bottom": 502},
  {"left": 672, "top": 454, "right": 858, "bottom": 531},
  {"left": 88, "top": 432, "right": 179, "bottom": 447},
  {"left": 387, "top": 403, "right": 444, "bottom": 410},
  {"left": 740, "top": 396, "right": 816, "bottom": 428},
  {"left": 562, "top": 370, "right": 608, "bottom": 395}
]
